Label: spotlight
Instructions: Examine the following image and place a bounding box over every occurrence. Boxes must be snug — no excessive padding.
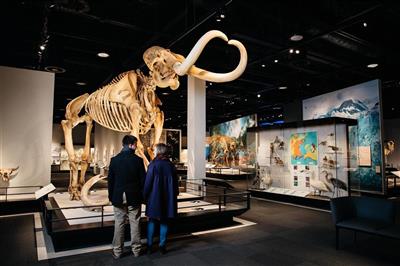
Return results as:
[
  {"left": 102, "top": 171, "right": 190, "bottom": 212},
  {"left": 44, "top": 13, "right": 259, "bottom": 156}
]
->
[
  {"left": 274, "top": 59, "right": 278, "bottom": 63},
  {"left": 367, "top": 63, "right": 378, "bottom": 68},
  {"left": 363, "top": 22, "right": 367, "bottom": 27},
  {"left": 261, "top": 64, "right": 266, "bottom": 68},
  {"left": 289, "top": 49, "right": 294, "bottom": 54},
  {"left": 97, "top": 52, "right": 110, "bottom": 58},
  {"left": 295, "top": 49, "right": 300, "bottom": 54},
  {"left": 290, "top": 34, "right": 303, "bottom": 41},
  {"left": 40, "top": 44, "right": 46, "bottom": 51},
  {"left": 216, "top": 8, "right": 225, "bottom": 21},
  {"left": 257, "top": 94, "right": 261, "bottom": 98}
]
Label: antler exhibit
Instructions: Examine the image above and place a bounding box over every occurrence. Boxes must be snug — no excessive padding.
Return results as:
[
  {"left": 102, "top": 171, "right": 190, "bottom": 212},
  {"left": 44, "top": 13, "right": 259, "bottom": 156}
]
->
[
  {"left": 62, "top": 30, "right": 247, "bottom": 201},
  {"left": 0, "top": 166, "right": 19, "bottom": 182}
]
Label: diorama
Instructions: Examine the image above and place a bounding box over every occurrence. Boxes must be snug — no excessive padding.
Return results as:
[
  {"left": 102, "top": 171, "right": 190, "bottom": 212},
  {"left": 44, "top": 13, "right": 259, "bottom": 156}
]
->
[
  {"left": 206, "top": 115, "right": 257, "bottom": 180},
  {"left": 248, "top": 117, "right": 358, "bottom": 201}
]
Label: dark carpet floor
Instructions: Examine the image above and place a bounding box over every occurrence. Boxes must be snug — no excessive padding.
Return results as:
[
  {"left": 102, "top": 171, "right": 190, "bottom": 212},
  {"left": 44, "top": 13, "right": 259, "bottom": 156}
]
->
[
  {"left": 4, "top": 198, "right": 400, "bottom": 265},
  {"left": 0, "top": 214, "right": 37, "bottom": 265}
]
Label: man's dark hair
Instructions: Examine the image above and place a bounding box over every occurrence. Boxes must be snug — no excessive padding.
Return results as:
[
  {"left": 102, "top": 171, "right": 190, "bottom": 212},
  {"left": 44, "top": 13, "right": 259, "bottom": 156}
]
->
[{"left": 122, "top": 135, "right": 137, "bottom": 146}]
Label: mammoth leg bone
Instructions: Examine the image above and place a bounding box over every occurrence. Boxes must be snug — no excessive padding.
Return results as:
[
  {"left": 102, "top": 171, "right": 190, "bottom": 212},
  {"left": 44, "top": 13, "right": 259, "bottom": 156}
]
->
[
  {"left": 129, "top": 103, "right": 150, "bottom": 169},
  {"left": 148, "top": 109, "right": 164, "bottom": 160},
  {"left": 62, "top": 119, "right": 80, "bottom": 200},
  {"left": 79, "top": 115, "right": 93, "bottom": 190},
  {"left": 62, "top": 94, "right": 90, "bottom": 200}
]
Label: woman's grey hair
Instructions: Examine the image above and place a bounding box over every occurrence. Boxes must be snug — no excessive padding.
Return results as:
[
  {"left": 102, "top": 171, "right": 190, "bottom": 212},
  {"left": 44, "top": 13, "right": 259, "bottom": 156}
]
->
[{"left": 154, "top": 143, "right": 168, "bottom": 156}]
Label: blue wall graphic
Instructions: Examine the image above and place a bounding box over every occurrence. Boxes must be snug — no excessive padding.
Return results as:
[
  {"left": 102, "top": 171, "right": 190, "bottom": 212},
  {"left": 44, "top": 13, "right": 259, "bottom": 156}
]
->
[{"left": 303, "top": 80, "right": 383, "bottom": 192}]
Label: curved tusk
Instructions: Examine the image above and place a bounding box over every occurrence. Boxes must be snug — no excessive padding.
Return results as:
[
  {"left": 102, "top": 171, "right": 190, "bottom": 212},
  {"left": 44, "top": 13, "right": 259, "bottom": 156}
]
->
[
  {"left": 81, "top": 175, "right": 110, "bottom": 206},
  {"left": 187, "top": 39, "right": 247, "bottom": 82},
  {"left": 11, "top": 166, "right": 19, "bottom": 172},
  {"left": 173, "top": 30, "right": 228, "bottom": 76}
]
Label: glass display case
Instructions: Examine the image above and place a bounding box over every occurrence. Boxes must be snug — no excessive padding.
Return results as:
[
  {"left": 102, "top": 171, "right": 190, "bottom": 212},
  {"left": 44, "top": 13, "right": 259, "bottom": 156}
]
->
[{"left": 248, "top": 117, "right": 359, "bottom": 200}]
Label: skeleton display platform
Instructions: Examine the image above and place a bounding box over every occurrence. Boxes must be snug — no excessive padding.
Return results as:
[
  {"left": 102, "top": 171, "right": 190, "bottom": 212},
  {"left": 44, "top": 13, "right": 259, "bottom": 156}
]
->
[
  {"left": 49, "top": 190, "right": 220, "bottom": 226},
  {"left": 44, "top": 181, "right": 250, "bottom": 251}
]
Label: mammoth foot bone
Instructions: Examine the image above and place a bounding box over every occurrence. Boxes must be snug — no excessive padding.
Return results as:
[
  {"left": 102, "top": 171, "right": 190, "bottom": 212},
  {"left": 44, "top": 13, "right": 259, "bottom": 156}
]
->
[{"left": 68, "top": 185, "right": 81, "bottom": 200}]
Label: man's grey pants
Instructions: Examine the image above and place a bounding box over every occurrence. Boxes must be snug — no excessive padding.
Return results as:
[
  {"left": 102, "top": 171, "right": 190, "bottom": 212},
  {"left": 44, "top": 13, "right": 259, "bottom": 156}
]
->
[{"left": 112, "top": 205, "right": 141, "bottom": 256}]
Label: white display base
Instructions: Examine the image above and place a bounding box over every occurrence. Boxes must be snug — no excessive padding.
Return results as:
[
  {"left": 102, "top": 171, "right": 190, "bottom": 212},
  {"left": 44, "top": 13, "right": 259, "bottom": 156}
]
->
[
  {"left": 51, "top": 190, "right": 222, "bottom": 225},
  {"left": 207, "top": 168, "right": 252, "bottom": 175},
  {"left": 265, "top": 187, "right": 310, "bottom": 197},
  {"left": 392, "top": 171, "right": 400, "bottom": 177}
]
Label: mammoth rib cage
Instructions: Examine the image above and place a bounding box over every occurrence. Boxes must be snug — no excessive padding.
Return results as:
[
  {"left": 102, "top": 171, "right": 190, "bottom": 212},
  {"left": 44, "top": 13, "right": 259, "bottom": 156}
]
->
[{"left": 85, "top": 89, "right": 155, "bottom": 134}]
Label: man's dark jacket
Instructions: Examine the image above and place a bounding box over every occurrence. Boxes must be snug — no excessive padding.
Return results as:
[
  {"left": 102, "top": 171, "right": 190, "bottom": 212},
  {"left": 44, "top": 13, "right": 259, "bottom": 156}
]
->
[{"left": 107, "top": 148, "right": 146, "bottom": 206}]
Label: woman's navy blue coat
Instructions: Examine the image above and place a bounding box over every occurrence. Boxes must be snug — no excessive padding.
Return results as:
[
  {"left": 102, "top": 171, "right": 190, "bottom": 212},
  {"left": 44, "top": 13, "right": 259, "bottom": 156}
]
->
[{"left": 143, "top": 158, "right": 179, "bottom": 220}]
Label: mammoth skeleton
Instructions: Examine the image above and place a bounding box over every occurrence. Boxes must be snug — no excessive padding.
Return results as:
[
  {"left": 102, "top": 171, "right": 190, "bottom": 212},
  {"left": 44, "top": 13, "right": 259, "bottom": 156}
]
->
[{"left": 62, "top": 30, "right": 247, "bottom": 201}]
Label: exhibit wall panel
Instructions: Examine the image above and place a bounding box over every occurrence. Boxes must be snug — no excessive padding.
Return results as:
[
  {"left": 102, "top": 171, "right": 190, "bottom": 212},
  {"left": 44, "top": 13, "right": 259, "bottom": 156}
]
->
[
  {"left": 94, "top": 125, "right": 182, "bottom": 166},
  {"left": 94, "top": 125, "right": 124, "bottom": 167},
  {"left": 303, "top": 79, "right": 383, "bottom": 193},
  {"left": 0, "top": 66, "right": 54, "bottom": 186}
]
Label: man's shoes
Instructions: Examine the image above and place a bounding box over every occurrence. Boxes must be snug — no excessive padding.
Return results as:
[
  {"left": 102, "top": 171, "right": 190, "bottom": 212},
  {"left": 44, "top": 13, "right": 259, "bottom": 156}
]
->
[
  {"left": 159, "top": 245, "right": 167, "bottom": 255},
  {"left": 111, "top": 250, "right": 121, "bottom": 260},
  {"left": 133, "top": 252, "right": 140, "bottom": 258}
]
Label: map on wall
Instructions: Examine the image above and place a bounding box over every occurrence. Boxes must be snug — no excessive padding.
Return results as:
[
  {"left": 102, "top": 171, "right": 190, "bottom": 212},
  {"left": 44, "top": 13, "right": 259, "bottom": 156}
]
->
[
  {"left": 302, "top": 79, "right": 382, "bottom": 192},
  {"left": 290, "top": 132, "right": 318, "bottom": 165}
]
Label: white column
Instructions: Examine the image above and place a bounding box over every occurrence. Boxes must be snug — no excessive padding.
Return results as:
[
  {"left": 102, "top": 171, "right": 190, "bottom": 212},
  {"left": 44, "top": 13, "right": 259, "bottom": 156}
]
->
[{"left": 187, "top": 76, "right": 206, "bottom": 180}]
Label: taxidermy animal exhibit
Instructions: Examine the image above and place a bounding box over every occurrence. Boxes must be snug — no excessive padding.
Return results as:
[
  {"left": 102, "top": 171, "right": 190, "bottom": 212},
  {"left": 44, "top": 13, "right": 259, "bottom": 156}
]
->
[{"left": 62, "top": 30, "right": 247, "bottom": 201}]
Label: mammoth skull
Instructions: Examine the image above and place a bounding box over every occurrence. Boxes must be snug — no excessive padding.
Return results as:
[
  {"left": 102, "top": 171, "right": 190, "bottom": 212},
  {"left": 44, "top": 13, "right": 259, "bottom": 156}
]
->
[
  {"left": 0, "top": 166, "right": 19, "bottom": 182},
  {"left": 143, "top": 30, "right": 247, "bottom": 90}
]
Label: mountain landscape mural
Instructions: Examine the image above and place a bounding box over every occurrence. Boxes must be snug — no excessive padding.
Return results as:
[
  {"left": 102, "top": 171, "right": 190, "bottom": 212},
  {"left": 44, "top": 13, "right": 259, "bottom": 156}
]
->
[{"left": 303, "top": 80, "right": 383, "bottom": 192}]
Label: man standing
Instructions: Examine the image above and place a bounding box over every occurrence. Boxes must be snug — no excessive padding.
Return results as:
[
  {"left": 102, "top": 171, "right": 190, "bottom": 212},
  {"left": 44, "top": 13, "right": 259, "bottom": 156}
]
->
[{"left": 108, "top": 135, "right": 146, "bottom": 258}]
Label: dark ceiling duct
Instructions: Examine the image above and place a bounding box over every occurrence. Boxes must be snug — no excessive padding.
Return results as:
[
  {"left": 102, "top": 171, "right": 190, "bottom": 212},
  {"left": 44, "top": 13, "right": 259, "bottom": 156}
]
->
[
  {"left": 320, "top": 31, "right": 378, "bottom": 58},
  {"left": 52, "top": 0, "right": 90, "bottom": 13}
]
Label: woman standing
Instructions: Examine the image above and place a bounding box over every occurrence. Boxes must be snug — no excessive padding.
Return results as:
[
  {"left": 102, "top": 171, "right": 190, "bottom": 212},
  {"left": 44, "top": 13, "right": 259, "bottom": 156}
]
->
[{"left": 143, "top": 143, "right": 179, "bottom": 254}]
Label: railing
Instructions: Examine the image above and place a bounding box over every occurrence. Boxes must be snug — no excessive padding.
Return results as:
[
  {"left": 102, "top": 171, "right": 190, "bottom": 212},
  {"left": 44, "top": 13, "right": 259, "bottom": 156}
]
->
[
  {"left": 44, "top": 179, "right": 250, "bottom": 234},
  {"left": 0, "top": 185, "right": 42, "bottom": 203}
]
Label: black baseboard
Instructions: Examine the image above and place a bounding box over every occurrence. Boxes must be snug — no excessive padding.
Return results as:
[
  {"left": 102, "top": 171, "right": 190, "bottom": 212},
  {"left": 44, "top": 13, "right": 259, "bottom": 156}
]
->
[
  {"left": 0, "top": 200, "right": 42, "bottom": 215},
  {"left": 50, "top": 212, "right": 238, "bottom": 251},
  {"left": 250, "top": 189, "right": 330, "bottom": 210}
]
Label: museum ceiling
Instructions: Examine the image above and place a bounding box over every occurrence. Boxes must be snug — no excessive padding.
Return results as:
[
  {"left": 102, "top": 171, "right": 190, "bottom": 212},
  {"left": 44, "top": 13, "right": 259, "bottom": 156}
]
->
[{"left": 1, "top": 0, "right": 400, "bottom": 131}]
